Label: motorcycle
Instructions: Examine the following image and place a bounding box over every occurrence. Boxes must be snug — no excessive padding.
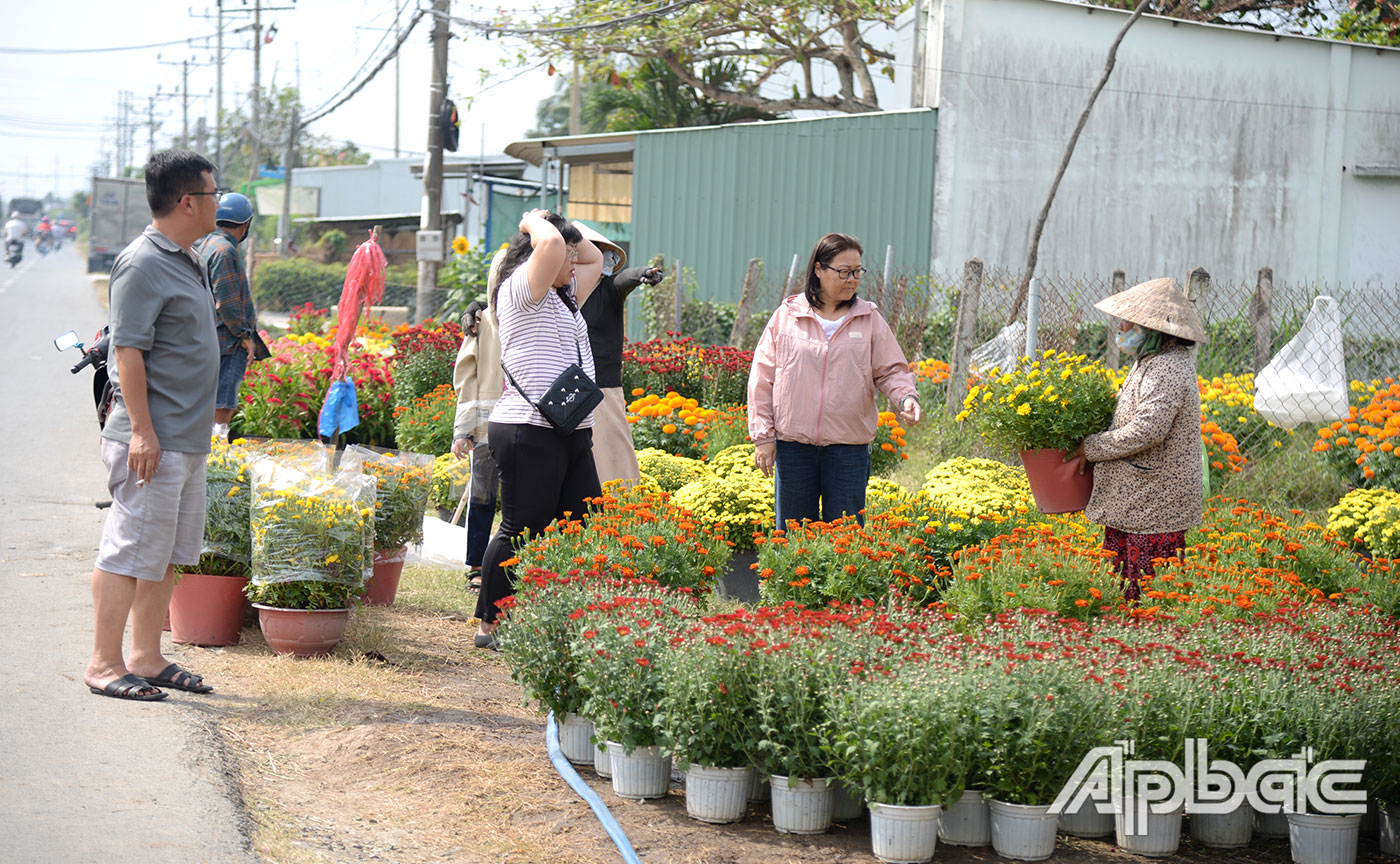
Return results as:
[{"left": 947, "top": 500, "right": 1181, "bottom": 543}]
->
[
  {"left": 54, "top": 326, "right": 113, "bottom": 428},
  {"left": 5, "top": 238, "right": 20, "bottom": 268},
  {"left": 34, "top": 230, "right": 53, "bottom": 256}
]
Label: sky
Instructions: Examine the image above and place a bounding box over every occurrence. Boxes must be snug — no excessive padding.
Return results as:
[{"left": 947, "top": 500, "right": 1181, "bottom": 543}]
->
[{"left": 0, "top": 0, "right": 561, "bottom": 203}]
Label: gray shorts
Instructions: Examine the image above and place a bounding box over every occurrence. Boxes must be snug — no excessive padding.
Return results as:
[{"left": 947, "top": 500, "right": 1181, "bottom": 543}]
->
[{"left": 95, "top": 438, "right": 208, "bottom": 581}]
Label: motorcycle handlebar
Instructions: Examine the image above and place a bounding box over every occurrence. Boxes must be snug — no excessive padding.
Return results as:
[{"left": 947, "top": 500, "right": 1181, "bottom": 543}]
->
[{"left": 70, "top": 352, "right": 96, "bottom": 374}]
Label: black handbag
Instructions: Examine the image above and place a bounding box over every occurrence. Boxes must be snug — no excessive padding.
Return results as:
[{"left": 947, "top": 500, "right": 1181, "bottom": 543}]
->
[{"left": 501, "top": 341, "right": 603, "bottom": 435}]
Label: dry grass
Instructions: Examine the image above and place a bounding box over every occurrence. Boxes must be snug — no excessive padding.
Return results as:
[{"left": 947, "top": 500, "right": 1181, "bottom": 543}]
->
[{"left": 168, "top": 564, "right": 1388, "bottom": 864}]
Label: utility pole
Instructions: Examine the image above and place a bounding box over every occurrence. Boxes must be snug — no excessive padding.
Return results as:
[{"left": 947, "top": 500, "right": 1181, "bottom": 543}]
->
[
  {"left": 415, "top": 0, "right": 450, "bottom": 324},
  {"left": 278, "top": 106, "right": 297, "bottom": 258},
  {"left": 394, "top": 5, "right": 401, "bottom": 157},
  {"left": 245, "top": 0, "right": 262, "bottom": 283},
  {"left": 216, "top": 0, "right": 223, "bottom": 171},
  {"left": 181, "top": 60, "right": 191, "bottom": 147},
  {"left": 147, "top": 94, "right": 157, "bottom": 158}
]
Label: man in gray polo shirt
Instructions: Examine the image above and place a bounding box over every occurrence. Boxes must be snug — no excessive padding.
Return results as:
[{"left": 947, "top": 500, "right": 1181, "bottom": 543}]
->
[{"left": 84, "top": 149, "right": 221, "bottom": 701}]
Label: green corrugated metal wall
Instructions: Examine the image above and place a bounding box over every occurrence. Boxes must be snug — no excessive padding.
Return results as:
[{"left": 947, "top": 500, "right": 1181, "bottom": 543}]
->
[{"left": 630, "top": 109, "right": 936, "bottom": 329}]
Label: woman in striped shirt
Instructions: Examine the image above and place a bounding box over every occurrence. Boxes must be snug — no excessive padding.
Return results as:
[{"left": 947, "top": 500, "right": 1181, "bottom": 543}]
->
[{"left": 473, "top": 210, "right": 604, "bottom": 649}]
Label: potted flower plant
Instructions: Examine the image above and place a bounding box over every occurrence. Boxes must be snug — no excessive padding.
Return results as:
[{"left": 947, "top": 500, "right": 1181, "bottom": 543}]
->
[
  {"left": 572, "top": 592, "right": 685, "bottom": 800},
  {"left": 495, "top": 569, "right": 603, "bottom": 766},
  {"left": 341, "top": 446, "right": 433, "bottom": 606},
  {"left": 830, "top": 667, "right": 969, "bottom": 864},
  {"left": 655, "top": 611, "right": 764, "bottom": 824},
  {"left": 956, "top": 351, "right": 1117, "bottom": 513},
  {"left": 246, "top": 457, "right": 376, "bottom": 657},
  {"left": 171, "top": 438, "right": 254, "bottom": 647}
]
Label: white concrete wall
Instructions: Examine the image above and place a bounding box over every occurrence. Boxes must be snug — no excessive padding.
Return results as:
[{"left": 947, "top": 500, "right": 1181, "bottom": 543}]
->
[{"left": 924, "top": 0, "right": 1400, "bottom": 286}]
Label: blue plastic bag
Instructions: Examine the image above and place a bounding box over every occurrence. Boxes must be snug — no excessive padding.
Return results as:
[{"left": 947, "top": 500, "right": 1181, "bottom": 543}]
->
[{"left": 318, "top": 378, "right": 360, "bottom": 438}]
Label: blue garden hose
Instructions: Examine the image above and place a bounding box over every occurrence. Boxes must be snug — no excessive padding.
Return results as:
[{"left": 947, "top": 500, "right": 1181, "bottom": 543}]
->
[{"left": 546, "top": 711, "right": 644, "bottom": 864}]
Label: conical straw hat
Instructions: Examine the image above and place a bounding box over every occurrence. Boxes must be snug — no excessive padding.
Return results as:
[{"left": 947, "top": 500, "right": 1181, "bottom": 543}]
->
[
  {"left": 572, "top": 220, "right": 626, "bottom": 268},
  {"left": 1093, "top": 277, "right": 1207, "bottom": 343}
]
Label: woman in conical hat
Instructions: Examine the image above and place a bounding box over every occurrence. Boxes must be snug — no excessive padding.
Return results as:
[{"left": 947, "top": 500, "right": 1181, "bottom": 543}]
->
[{"left": 1073, "top": 277, "right": 1208, "bottom": 601}]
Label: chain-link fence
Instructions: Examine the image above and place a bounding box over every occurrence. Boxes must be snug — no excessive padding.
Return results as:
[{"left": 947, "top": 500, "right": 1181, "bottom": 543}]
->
[{"left": 638, "top": 259, "right": 1398, "bottom": 513}]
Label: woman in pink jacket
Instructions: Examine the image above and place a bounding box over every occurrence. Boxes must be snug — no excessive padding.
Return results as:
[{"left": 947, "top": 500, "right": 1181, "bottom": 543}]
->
[{"left": 747, "top": 233, "right": 921, "bottom": 529}]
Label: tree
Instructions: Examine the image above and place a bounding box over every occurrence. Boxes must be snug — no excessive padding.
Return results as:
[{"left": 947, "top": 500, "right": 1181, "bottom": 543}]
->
[
  {"left": 495, "top": 0, "right": 908, "bottom": 117},
  {"left": 215, "top": 86, "right": 370, "bottom": 185},
  {"left": 1088, "top": 0, "right": 1398, "bottom": 43},
  {"left": 582, "top": 58, "right": 780, "bottom": 131}
]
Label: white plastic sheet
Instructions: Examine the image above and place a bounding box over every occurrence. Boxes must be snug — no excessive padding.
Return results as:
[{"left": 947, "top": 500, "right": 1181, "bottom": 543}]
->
[
  {"left": 970, "top": 321, "right": 1028, "bottom": 376},
  {"left": 1253, "top": 295, "right": 1349, "bottom": 430}
]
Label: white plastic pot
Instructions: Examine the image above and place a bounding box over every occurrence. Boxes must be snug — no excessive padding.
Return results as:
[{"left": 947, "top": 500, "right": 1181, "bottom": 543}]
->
[
  {"left": 869, "top": 802, "right": 941, "bottom": 864},
  {"left": 747, "top": 766, "right": 770, "bottom": 803},
  {"left": 1114, "top": 803, "right": 1184, "bottom": 857},
  {"left": 1380, "top": 805, "right": 1400, "bottom": 857},
  {"left": 1189, "top": 802, "right": 1253, "bottom": 849},
  {"left": 770, "top": 775, "right": 834, "bottom": 835},
  {"left": 1057, "top": 795, "right": 1114, "bottom": 838},
  {"left": 606, "top": 742, "right": 671, "bottom": 800},
  {"left": 1287, "top": 812, "right": 1362, "bottom": 864},
  {"left": 593, "top": 740, "right": 611, "bottom": 778},
  {"left": 832, "top": 780, "right": 865, "bottom": 821},
  {"left": 557, "top": 713, "right": 595, "bottom": 765},
  {"left": 1255, "top": 807, "right": 1291, "bottom": 838},
  {"left": 685, "top": 765, "right": 752, "bottom": 824},
  {"left": 988, "top": 799, "right": 1058, "bottom": 861},
  {"left": 939, "top": 789, "right": 991, "bottom": 847}
]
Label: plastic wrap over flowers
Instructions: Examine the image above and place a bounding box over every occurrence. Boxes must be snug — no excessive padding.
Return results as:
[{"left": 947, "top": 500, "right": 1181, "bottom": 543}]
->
[
  {"left": 249, "top": 456, "right": 377, "bottom": 586},
  {"left": 340, "top": 445, "right": 433, "bottom": 554},
  {"left": 201, "top": 438, "right": 253, "bottom": 568}
]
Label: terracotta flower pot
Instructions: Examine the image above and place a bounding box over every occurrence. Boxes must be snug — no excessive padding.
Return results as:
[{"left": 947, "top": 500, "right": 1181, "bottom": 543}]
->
[
  {"left": 170, "top": 572, "right": 250, "bottom": 647},
  {"left": 363, "top": 546, "right": 408, "bottom": 607},
  {"left": 253, "top": 604, "right": 351, "bottom": 657},
  {"left": 1019, "top": 448, "right": 1094, "bottom": 514}
]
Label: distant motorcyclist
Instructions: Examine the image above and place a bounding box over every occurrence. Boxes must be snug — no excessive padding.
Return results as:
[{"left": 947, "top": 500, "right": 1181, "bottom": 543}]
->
[
  {"left": 4, "top": 212, "right": 24, "bottom": 266},
  {"left": 34, "top": 217, "right": 53, "bottom": 255},
  {"left": 4, "top": 212, "right": 25, "bottom": 244}
]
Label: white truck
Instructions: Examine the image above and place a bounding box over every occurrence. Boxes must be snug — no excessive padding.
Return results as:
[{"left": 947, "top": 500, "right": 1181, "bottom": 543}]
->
[{"left": 87, "top": 176, "right": 149, "bottom": 273}]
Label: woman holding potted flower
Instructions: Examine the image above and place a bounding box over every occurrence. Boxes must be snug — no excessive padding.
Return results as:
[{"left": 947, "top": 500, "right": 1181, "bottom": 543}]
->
[
  {"left": 747, "top": 233, "right": 920, "bottom": 529},
  {"left": 1074, "top": 277, "right": 1207, "bottom": 601}
]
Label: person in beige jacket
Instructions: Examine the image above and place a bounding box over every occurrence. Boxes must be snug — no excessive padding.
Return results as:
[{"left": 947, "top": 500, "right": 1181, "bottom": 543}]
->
[
  {"left": 1074, "top": 277, "right": 1207, "bottom": 601},
  {"left": 450, "top": 249, "right": 506, "bottom": 592}
]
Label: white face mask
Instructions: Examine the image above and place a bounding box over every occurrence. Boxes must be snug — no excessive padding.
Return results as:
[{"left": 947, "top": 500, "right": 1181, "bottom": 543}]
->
[
  {"left": 1115, "top": 324, "right": 1147, "bottom": 354},
  {"left": 602, "top": 249, "right": 621, "bottom": 277}
]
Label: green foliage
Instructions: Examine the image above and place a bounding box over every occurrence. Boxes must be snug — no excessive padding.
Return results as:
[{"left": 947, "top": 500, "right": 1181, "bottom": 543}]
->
[
  {"left": 437, "top": 241, "right": 494, "bottom": 322},
  {"left": 318, "top": 229, "right": 348, "bottom": 256},
  {"left": 655, "top": 622, "right": 764, "bottom": 770},
  {"left": 392, "top": 383, "right": 456, "bottom": 457},
  {"left": 245, "top": 579, "right": 361, "bottom": 610},
  {"left": 496, "top": 571, "right": 599, "bottom": 717},
  {"left": 252, "top": 258, "right": 345, "bottom": 312},
  {"left": 830, "top": 668, "right": 968, "bottom": 806},
  {"left": 391, "top": 345, "right": 455, "bottom": 407},
  {"left": 583, "top": 58, "right": 781, "bottom": 132}
]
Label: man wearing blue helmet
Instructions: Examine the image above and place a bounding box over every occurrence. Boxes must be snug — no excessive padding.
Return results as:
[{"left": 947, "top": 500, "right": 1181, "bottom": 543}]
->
[{"left": 194, "top": 192, "right": 258, "bottom": 439}]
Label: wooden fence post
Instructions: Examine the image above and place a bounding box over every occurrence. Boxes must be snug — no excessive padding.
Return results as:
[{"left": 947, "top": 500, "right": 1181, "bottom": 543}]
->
[
  {"left": 729, "top": 258, "right": 763, "bottom": 347},
  {"left": 1252, "top": 266, "right": 1274, "bottom": 375},
  {"left": 783, "top": 254, "right": 802, "bottom": 297},
  {"left": 1186, "top": 266, "right": 1211, "bottom": 361},
  {"left": 1105, "top": 268, "right": 1126, "bottom": 368},
  {"left": 946, "top": 257, "right": 983, "bottom": 415},
  {"left": 671, "top": 260, "right": 684, "bottom": 334}
]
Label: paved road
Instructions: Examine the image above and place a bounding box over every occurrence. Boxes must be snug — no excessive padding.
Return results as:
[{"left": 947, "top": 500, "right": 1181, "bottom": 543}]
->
[{"left": 0, "top": 242, "right": 256, "bottom": 864}]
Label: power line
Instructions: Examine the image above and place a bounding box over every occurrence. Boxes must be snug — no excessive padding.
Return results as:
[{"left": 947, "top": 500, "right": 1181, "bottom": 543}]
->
[
  {"left": 431, "top": 0, "right": 705, "bottom": 38},
  {"left": 0, "top": 33, "right": 221, "bottom": 55},
  {"left": 301, "top": 7, "right": 427, "bottom": 126}
]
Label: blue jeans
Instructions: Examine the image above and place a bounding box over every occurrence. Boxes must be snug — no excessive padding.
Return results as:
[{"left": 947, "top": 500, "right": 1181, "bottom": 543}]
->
[
  {"left": 215, "top": 349, "right": 249, "bottom": 410},
  {"left": 774, "top": 440, "right": 870, "bottom": 530}
]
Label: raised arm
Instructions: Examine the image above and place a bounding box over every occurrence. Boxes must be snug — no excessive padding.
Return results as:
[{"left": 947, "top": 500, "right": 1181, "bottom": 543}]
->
[{"left": 520, "top": 210, "right": 566, "bottom": 304}]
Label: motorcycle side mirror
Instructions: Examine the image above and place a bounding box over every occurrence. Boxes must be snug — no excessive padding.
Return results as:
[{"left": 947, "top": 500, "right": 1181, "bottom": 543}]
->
[{"left": 53, "top": 330, "right": 82, "bottom": 352}]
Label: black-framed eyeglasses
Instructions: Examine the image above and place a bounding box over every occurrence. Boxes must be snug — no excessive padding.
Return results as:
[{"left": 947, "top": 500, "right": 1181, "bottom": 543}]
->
[
  {"left": 186, "top": 187, "right": 229, "bottom": 199},
  {"left": 821, "top": 263, "right": 868, "bottom": 280}
]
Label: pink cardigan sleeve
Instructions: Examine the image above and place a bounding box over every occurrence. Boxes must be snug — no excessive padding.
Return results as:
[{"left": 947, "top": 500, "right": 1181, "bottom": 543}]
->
[
  {"left": 870, "top": 312, "right": 918, "bottom": 407},
  {"left": 747, "top": 310, "right": 781, "bottom": 444}
]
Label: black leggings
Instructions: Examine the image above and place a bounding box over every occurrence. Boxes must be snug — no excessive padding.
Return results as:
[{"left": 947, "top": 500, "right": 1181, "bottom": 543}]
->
[{"left": 474, "top": 421, "right": 601, "bottom": 624}]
